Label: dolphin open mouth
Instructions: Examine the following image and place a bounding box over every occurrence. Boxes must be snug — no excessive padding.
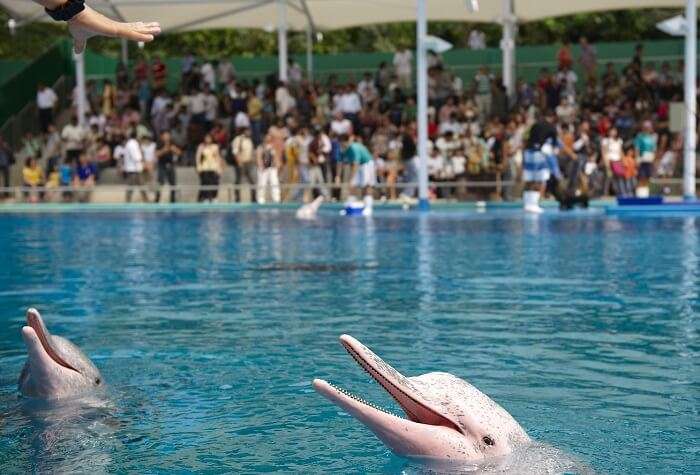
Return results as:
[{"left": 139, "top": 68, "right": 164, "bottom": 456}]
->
[
  {"left": 24, "top": 309, "right": 80, "bottom": 374},
  {"left": 314, "top": 335, "right": 463, "bottom": 435}
]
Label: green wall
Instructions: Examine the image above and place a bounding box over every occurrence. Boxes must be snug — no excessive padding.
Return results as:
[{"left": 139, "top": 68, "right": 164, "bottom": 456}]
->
[{"left": 84, "top": 39, "right": 689, "bottom": 90}]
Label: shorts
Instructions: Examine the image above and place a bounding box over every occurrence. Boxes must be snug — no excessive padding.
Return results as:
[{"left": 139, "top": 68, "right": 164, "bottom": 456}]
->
[
  {"left": 522, "top": 149, "right": 551, "bottom": 183},
  {"left": 352, "top": 161, "right": 377, "bottom": 188},
  {"left": 638, "top": 162, "right": 653, "bottom": 180}
]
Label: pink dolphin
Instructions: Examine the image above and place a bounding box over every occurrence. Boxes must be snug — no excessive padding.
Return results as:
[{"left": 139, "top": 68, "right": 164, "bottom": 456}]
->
[
  {"left": 19, "top": 308, "right": 104, "bottom": 400},
  {"left": 313, "top": 335, "right": 530, "bottom": 461}
]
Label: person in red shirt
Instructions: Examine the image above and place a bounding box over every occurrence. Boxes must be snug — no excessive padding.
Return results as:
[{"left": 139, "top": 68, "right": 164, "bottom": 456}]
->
[
  {"left": 152, "top": 56, "right": 167, "bottom": 89},
  {"left": 134, "top": 59, "right": 148, "bottom": 82},
  {"left": 557, "top": 41, "right": 573, "bottom": 71}
]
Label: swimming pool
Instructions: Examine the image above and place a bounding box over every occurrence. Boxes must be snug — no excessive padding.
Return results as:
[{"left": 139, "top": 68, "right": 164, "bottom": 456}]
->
[{"left": 0, "top": 209, "right": 697, "bottom": 473}]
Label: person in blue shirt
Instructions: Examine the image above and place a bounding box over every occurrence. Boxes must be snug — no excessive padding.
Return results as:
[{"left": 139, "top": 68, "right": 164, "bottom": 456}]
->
[
  {"left": 340, "top": 135, "right": 376, "bottom": 215},
  {"left": 633, "top": 120, "right": 658, "bottom": 196},
  {"left": 73, "top": 152, "right": 97, "bottom": 202}
]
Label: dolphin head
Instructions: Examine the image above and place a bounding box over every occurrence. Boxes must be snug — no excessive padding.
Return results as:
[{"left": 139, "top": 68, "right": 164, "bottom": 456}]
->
[
  {"left": 313, "top": 335, "right": 530, "bottom": 461},
  {"left": 18, "top": 308, "right": 103, "bottom": 400}
]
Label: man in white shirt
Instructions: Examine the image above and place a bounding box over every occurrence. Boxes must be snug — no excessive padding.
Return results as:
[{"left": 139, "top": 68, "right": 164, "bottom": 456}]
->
[
  {"left": 330, "top": 111, "right": 353, "bottom": 137},
  {"left": 468, "top": 29, "right": 486, "bottom": 50},
  {"left": 201, "top": 60, "right": 217, "bottom": 91},
  {"left": 275, "top": 82, "right": 295, "bottom": 117},
  {"left": 217, "top": 61, "right": 236, "bottom": 87},
  {"left": 393, "top": 48, "right": 413, "bottom": 91},
  {"left": 188, "top": 88, "right": 207, "bottom": 125},
  {"left": 203, "top": 86, "right": 219, "bottom": 130},
  {"left": 36, "top": 84, "right": 58, "bottom": 133},
  {"left": 61, "top": 116, "right": 85, "bottom": 163},
  {"left": 122, "top": 132, "right": 149, "bottom": 203},
  {"left": 357, "top": 73, "right": 378, "bottom": 104},
  {"left": 231, "top": 127, "right": 257, "bottom": 202}
]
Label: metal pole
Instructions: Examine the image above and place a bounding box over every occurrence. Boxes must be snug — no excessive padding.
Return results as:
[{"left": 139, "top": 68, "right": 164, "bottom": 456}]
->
[
  {"left": 306, "top": 24, "right": 314, "bottom": 81},
  {"left": 683, "top": 0, "right": 697, "bottom": 200},
  {"left": 501, "top": 0, "right": 516, "bottom": 99},
  {"left": 120, "top": 38, "right": 129, "bottom": 66},
  {"left": 74, "top": 51, "right": 87, "bottom": 127},
  {"left": 416, "top": 0, "right": 429, "bottom": 211},
  {"left": 277, "top": 0, "right": 288, "bottom": 82}
]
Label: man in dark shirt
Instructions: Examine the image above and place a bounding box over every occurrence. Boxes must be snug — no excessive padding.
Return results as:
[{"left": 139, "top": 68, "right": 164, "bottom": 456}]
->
[
  {"left": 155, "top": 131, "right": 181, "bottom": 203},
  {"left": 522, "top": 110, "right": 558, "bottom": 212},
  {"left": 0, "top": 137, "right": 14, "bottom": 198}
]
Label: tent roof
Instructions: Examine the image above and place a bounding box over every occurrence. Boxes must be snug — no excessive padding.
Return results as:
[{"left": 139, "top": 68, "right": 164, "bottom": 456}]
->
[{"left": 0, "top": 0, "right": 688, "bottom": 32}]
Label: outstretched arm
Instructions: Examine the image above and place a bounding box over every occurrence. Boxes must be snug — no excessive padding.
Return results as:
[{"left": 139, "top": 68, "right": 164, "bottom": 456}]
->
[{"left": 32, "top": 1, "right": 160, "bottom": 54}]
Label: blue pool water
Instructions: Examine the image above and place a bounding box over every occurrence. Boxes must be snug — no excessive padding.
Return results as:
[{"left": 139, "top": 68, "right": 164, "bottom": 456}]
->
[{"left": 0, "top": 209, "right": 697, "bottom": 473}]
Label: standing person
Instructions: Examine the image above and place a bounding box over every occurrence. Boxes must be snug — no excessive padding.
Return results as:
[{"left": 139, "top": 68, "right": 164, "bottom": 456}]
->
[
  {"left": 257, "top": 136, "right": 281, "bottom": 204},
  {"left": 0, "top": 137, "right": 14, "bottom": 199},
  {"left": 101, "top": 79, "right": 117, "bottom": 116},
  {"left": 151, "top": 56, "right": 167, "bottom": 90},
  {"left": 468, "top": 29, "right": 486, "bottom": 50},
  {"left": 578, "top": 37, "right": 598, "bottom": 86},
  {"left": 634, "top": 120, "right": 658, "bottom": 197},
  {"left": 141, "top": 133, "right": 157, "bottom": 197},
  {"left": 557, "top": 40, "right": 573, "bottom": 71},
  {"left": 122, "top": 131, "right": 149, "bottom": 203},
  {"left": 522, "top": 111, "right": 558, "bottom": 213},
  {"left": 195, "top": 133, "right": 224, "bottom": 203},
  {"left": 155, "top": 131, "right": 181, "bottom": 203},
  {"left": 291, "top": 127, "right": 313, "bottom": 202},
  {"left": 61, "top": 115, "right": 85, "bottom": 164},
  {"left": 308, "top": 126, "right": 331, "bottom": 200},
  {"left": 36, "top": 83, "right": 58, "bottom": 133},
  {"left": 393, "top": 46, "right": 413, "bottom": 92},
  {"left": 341, "top": 135, "right": 376, "bottom": 216},
  {"left": 601, "top": 127, "right": 629, "bottom": 197},
  {"left": 231, "top": 127, "right": 257, "bottom": 203},
  {"left": 266, "top": 118, "right": 289, "bottom": 170},
  {"left": 473, "top": 66, "right": 492, "bottom": 120}
]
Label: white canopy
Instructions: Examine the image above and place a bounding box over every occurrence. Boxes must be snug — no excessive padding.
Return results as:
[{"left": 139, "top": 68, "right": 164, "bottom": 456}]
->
[{"left": 1, "top": 0, "right": 688, "bottom": 32}]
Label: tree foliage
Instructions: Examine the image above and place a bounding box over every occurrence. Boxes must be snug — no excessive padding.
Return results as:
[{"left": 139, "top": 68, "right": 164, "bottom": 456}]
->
[{"left": 0, "top": 8, "right": 688, "bottom": 60}]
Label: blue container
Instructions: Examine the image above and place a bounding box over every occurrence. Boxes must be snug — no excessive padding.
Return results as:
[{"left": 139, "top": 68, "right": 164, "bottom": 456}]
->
[{"left": 617, "top": 196, "right": 664, "bottom": 206}]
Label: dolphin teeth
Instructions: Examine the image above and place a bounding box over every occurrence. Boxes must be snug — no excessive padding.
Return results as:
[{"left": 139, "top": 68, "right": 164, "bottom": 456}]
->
[{"left": 328, "top": 381, "right": 402, "bottom": 418}]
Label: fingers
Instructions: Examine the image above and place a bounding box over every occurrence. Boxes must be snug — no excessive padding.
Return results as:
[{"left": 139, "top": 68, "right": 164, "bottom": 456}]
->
[{"left": 118, "top": 22, "right": 161, "bottom": 43}]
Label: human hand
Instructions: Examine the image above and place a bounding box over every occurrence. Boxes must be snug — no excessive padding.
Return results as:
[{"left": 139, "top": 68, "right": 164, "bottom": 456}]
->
[{"left": 68, "top": 5, "right": 161, "bottom": 54}]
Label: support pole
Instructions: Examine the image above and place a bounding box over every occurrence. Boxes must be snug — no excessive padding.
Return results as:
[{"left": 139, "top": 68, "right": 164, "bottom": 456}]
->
[
  {"left": 74, "top": 51, "right": 87, "bottom": 127},
  {"left": 416, "top": 0, "right": 429, "bottom": 211},
  {"left": 306, "top": 24, "right": 314, "bottom": 81},
  {"left": 501, "top": 0, "right": 516, "bottom": 99},
  {"left": 683, "top": 0, "right": 697, "bottom": 200},
  {"left": 120, "top": 38, "right": 129, "bottom": 66},
  {"left": 277, "top": 0, "right": 288, "bottom": 82}
]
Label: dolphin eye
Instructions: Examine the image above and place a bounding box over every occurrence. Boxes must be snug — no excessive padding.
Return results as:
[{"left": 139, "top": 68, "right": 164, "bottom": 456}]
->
[
  {"left": 95, "top": 378, "right": 101, "bottom": 385},
  {"left": 483, "top": 436, "right": 495, "bottom": 446}
]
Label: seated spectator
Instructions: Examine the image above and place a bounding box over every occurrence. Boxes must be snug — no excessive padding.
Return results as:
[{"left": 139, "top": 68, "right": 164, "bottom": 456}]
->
[
  {"left": 73, "top": 153, "right": 98, "bottom": 202},
  {"left": 22, "top": 157, "right": 44, "bottom": 203}
]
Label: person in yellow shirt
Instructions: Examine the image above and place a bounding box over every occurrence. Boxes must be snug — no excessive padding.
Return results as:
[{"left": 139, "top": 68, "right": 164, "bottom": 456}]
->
[
  {"left": 195, "top": 134, "right": 224, "bottom": 203},
  {"left": 22, "top": 157, "right": 45, "bottom": 203}
]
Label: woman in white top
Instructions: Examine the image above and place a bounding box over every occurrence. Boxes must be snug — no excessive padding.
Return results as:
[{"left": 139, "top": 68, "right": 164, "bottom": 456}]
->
[
  {"left": 196, "top": 134, "right": 224, "bottom": 202},
  {"left": 600, "top": 127, "right": 629, "bottom": 196}
]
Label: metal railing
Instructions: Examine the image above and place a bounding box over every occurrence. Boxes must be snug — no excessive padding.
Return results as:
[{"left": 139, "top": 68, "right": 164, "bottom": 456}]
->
[
  {"left": 1, "top": 178, "right": 697, "bottom": 206},
  {"left": 0, "top": 75, "right": 74, "bottom": 151},
  {"left": 0, "top": 179, "right": 518, "bottom": 205}
]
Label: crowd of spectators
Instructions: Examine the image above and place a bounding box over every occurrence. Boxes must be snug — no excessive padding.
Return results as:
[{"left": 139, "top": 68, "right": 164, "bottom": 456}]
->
[{"left": 5, "top": 38, "right": 697, "bottom": 204}]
